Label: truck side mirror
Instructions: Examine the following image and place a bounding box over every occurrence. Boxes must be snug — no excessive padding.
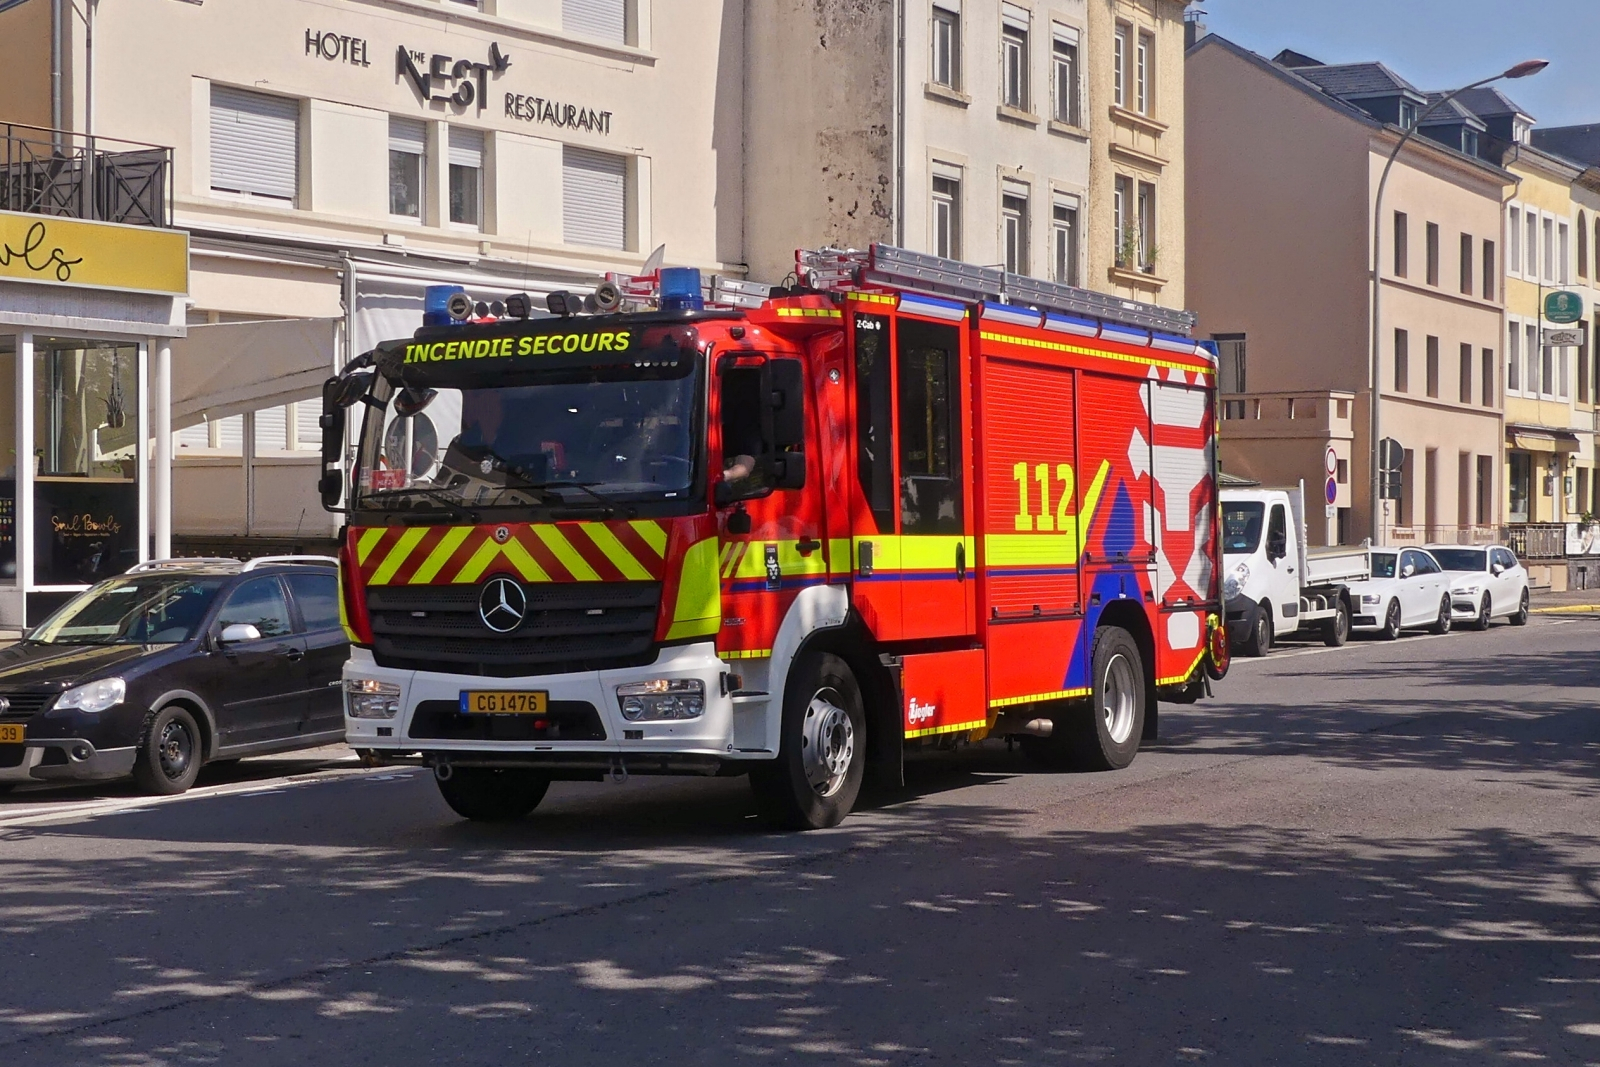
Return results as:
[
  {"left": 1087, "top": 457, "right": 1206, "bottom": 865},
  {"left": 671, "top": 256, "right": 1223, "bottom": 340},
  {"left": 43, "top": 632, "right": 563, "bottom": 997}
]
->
[
  {"left": 765, "top": 359, "right": 805, "bottom": 450},
  {"left": 319, "top": 376, "right": 347, "bottom": 510}
]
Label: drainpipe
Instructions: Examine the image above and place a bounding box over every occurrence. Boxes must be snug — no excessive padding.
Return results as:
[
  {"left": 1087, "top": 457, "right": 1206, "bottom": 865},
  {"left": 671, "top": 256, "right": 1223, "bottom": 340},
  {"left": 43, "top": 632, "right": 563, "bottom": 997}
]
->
[
  {"left": 50, "top": 0, "right": 62, "bottom": 139},
  {"left": 892, "top": 0, "right": 905, "bottom": 245}
]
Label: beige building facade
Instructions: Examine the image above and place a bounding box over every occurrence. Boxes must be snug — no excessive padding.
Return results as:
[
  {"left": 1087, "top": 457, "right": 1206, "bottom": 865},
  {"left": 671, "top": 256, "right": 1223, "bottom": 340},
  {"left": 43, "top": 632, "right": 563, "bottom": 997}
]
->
[{"left": 1187, "top": 36, "right": 1508, "bottom": 546}]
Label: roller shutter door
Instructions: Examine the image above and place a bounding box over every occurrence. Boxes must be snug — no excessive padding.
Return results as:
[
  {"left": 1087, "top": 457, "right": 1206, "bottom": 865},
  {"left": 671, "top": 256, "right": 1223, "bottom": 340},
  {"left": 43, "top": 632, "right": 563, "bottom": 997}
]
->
[
  {"left": 562, "top": 147, "right": 626, "bottom": 250},
  {"left": 210, "top": 86, "right": 298, "bottom": 202},
  {"left": 563, "top": 0, "right": 626, "bottom": 43}
]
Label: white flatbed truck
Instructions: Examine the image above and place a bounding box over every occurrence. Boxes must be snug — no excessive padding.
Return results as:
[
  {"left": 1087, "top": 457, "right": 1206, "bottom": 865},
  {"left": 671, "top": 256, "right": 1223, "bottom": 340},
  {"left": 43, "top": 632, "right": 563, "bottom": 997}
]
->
[{"left": 1220, "top": 484, "right": 1370, "bottom": 655}]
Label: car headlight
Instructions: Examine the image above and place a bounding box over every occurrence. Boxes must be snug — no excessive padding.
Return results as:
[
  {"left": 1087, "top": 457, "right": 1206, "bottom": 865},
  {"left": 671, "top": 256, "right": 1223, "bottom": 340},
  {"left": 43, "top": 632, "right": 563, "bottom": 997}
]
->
[
  {"left": 345, "top": 678, "right": 401, "bottom": 719},
  {"left": 1361, "top": 594, "right": 1381, "bottom": 605},
  {"left": 616, "top": 679, "right": 705, "bottom": 721},
  {"left": 56, "top": 677, "right": 126, "bottom": 714},
  {"left": 1456, "top": 584, "right": 1480, "bottom": 597}
]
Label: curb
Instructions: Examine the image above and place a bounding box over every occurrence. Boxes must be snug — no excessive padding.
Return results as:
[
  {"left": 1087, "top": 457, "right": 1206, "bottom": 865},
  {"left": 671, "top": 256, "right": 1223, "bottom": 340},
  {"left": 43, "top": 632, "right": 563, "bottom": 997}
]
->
[{"left": 1531, "top": 603, "right": 1600, "bottom": 614}]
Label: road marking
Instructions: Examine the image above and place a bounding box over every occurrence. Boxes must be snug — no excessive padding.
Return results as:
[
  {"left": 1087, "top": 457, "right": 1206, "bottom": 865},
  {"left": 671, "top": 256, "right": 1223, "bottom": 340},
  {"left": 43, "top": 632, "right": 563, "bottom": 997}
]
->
[{"left": 0, "top": 760, "right": 403, "bottom": 829}]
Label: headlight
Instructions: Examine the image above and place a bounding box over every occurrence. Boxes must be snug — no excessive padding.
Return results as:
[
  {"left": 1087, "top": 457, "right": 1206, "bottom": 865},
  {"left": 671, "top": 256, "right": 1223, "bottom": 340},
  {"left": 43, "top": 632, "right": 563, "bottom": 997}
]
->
[
  {"left": 1224, "top": 561, "right": 1250, "bottom": 601},
  {"left": 1361, "top": 594, "right": 1381, "bottom": 605},
  {"left": 345, "top": 678, "right": 401, "bottom": 719},
  {"left": 1223, "top": 575, "right": 1240, "bottom": 600},
  {"left": 1456, "top": 585, "right": 1480, "bottom": 596},
  {"left": 56, "top": 677, "right": 126, "bottom": 714},
  {"left": 616, "top": 679, "right": 705, "bottom": 721}
]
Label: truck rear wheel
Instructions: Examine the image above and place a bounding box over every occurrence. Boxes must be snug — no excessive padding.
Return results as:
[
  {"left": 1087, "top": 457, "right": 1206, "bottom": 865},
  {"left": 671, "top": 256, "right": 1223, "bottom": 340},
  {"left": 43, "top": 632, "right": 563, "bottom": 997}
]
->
[
  {"left": 1241, "top": 603, "right": 1272, "bottom": 657},
  {"left": 750, "top": 651, "right": 866, "bottom": 830},
  {"left": 1321, "top": 600, "right": 1350, "bottom": 647},
  {"left": 1024, "top": 626, "right": 1145, "bottom": 772},
  {"left": 436, "top": 767, "right": 550, "bottom": 822}
]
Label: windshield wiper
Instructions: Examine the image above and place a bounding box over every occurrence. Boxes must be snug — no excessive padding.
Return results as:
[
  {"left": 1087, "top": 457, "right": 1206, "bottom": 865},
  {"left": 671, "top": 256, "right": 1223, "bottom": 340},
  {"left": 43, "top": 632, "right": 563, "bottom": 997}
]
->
[
  {"left": 367, "top": 484, "right": 478, "bottom": 523},
  {"left": 531, "top": 481, "right": 617, "bottom": 516}
]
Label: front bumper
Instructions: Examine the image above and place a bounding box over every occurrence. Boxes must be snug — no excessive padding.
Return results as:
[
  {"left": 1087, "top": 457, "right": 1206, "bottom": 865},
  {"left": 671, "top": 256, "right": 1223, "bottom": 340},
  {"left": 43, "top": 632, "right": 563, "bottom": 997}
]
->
[
  {"left": 343, "top": 642, "right": 769, "bottom": 772},
  {"left": 1224, "top": 595, "right": 1260, "bottom": 644},
  {"left": 0, "top": 738, "right": 137, "bottom": 783}
]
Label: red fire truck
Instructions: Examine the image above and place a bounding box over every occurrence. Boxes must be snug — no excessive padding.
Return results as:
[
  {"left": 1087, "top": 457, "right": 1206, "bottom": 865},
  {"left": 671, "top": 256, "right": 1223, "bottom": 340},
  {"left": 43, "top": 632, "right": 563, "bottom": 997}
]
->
[{"left": 320, "top": 244, "right": 1227, "bottom": 830}]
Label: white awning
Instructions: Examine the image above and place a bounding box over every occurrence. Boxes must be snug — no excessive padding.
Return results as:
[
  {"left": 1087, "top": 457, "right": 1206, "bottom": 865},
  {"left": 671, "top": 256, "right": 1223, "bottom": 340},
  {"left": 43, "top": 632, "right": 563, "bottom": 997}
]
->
[{"left": 171, "top": 318, "right": 338, "bottom": 431}]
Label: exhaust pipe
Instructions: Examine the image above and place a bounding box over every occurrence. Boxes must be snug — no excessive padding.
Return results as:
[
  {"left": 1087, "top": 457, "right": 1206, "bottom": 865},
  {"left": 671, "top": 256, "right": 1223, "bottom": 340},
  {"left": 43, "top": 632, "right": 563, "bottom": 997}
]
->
[
  {"left": 609, "top": 758, "right": 629, "bottom": 784},
  {"left": 433, "top": 760, "right": 453, "bottom": 782},
  {"left": 1020, "top": 718, "right": 1053, "bottom": 738}
]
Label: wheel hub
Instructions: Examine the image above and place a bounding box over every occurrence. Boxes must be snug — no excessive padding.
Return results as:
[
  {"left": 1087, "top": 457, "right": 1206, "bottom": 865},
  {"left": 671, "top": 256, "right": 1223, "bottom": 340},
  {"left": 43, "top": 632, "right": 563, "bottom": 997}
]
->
[
  {"left": 800, "top": 691, "right": 854, "bottom": 798},
  {"left": 158, "top": 720, "right": 192, "bottom": 779},
  {"left": 1102, "top": 653, "right": 1137, "bottom": 745}
]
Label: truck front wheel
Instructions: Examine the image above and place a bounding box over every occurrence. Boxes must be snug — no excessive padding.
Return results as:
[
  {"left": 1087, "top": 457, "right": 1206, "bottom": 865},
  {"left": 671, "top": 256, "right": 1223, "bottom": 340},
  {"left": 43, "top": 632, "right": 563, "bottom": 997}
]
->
[
  {"left": 750, "top": 651, "right": 866, "bottom": 830},
  {"left": 436, "top": 767, "right": 550, "bottom": 822},
  {"left": 1242, "top": 603, "right": 1272, "bottom": 657}
]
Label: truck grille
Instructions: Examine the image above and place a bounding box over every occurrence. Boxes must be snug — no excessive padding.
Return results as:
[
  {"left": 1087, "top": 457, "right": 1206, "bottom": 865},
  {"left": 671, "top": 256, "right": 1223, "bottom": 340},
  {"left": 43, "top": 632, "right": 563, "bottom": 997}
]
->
[{"left": 367, "top": 581, "right": 662, "bottom": 678}]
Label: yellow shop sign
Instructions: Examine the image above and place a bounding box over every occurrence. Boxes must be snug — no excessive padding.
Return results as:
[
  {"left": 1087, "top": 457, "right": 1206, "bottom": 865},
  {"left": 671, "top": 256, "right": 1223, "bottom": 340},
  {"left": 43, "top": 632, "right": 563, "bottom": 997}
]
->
[{"left": 0, "top": 210, "right": 188, "bottom": 296}]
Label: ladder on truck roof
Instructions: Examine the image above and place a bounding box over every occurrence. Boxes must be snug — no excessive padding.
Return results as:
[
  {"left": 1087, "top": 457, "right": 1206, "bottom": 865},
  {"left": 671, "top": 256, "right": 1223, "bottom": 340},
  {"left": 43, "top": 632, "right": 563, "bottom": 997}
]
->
[{"left": 797, "top": 243, "right": 1198, "bottom": 337}]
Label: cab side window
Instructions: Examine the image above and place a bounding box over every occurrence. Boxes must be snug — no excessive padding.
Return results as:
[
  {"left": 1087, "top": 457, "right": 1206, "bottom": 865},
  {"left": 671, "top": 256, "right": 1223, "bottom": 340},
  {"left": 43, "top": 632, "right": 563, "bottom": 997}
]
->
[
  {"left": 1266, "top": 504, "right": 1287, "bottom": 558},
  {"left": 217, "top": 577, "right": 293, "bottom": 638},
  {"left": 719, "top": 366, "right": 771, "bottom": 494},
  {"left": 286, "top": 572, "right": 341, "bottom": 632},
  {"left": 853, "top": 313, "right": 894, "bottom": 533},
  {"left": 897, "top": 318, "right": 962, "bottom": 535}
]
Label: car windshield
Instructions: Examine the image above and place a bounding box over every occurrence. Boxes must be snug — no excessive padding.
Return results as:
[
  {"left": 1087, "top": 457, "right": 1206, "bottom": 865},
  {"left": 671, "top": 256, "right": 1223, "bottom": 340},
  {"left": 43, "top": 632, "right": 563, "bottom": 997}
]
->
[
  {"left": 1223, "top": 502, "right": 1264, "bottom": 553},
  {"left": 354, "top": 351, "right": 701, "bottom": 516},
  {"left": 1430, "top": 548, "right": 1487, "bottom": 572},
  {"left": 1370, "top": 553, "right": 1397, "bottom": 579},
  {"left": 29, "top": 575, "right": 228, "bottom": 645}
]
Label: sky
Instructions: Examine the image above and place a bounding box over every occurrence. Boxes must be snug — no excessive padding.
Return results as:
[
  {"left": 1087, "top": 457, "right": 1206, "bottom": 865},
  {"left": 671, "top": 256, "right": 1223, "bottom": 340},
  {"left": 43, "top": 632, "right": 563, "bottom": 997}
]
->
[{"left": 1197, "top": 0, "right": 1600, "bottom": 128}]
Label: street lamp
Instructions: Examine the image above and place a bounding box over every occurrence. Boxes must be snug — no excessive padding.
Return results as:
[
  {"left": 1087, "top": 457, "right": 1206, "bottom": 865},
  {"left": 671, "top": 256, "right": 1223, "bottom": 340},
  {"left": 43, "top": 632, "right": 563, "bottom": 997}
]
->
[{"left": 1367, "top": 59, "right": 1549, "bottom": 545}]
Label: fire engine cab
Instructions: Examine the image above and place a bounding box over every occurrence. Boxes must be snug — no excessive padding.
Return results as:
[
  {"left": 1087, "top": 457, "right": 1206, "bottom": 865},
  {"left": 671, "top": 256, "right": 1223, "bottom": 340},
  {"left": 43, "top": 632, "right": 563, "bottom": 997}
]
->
[{"left": 320, "top": 244, "right": 1227, "bottom": 830}]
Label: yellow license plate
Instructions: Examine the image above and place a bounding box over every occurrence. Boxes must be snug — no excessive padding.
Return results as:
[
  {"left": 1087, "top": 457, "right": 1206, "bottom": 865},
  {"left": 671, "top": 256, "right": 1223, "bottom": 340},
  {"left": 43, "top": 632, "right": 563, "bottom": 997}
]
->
[
  {"left": 0, "top": 723, "right": 23, "bottom": 744},
  {"left": 461, "top": 691, "right": 548, "bottom": 715}
]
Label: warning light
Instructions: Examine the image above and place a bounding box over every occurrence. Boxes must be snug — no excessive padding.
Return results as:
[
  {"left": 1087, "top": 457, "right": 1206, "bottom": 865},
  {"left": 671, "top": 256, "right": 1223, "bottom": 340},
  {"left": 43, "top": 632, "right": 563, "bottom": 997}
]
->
[
  {"left": 659, "top": 267, "right": 704, "bottom": 312},
  {"left": 424, "top": 285, "right": 465, "bottom": 326}
]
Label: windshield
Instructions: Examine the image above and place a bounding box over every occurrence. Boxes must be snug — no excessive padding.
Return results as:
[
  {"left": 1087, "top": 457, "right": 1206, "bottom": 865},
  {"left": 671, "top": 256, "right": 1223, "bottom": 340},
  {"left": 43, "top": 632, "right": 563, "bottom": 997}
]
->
[
  {"left": 30, "top": 575, "right": 227, "bottom": 645},
  {"left": 1223, "top": 501, "right": 1264, "bottom": 554},
  {"left": 354, "top": 352, "right": 702, "bottom": 516},
  {"left": 1430, "top": 548, "right": 1486, "bottom": 572},
  {"left": 1370, "top": 553, "right": 1397, "bottom": 579}
]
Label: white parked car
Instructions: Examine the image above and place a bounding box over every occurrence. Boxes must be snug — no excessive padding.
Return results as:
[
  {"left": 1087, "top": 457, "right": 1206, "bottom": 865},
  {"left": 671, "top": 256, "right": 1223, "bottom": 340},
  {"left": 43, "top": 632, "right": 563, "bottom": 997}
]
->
[
  {"left": 1348, "top": 548, "right": 1454, "bottom": 639},
  {"left": 1423, "top": 544, "right": 1531, "bottom": 630}
]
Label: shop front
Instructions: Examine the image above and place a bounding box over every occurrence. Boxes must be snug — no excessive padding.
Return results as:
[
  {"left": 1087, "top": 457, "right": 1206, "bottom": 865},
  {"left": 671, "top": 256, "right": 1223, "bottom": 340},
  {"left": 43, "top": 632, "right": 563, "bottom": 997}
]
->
[{"left": 0, "top": 206, "right": 188, "bottom": 625}]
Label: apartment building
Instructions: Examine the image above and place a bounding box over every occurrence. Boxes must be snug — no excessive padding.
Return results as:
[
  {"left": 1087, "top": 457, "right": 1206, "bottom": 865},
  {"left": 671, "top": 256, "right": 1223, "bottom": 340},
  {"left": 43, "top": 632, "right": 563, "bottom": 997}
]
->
[
  {"left": 745, "top": 0, "right": 1188, "bottom": 307},
  {"left": 0, "top": 0, "right": 738, "bottom": 543},
  {"left": 1187, "top": 37, "right": 1509, "bottom": 546}
]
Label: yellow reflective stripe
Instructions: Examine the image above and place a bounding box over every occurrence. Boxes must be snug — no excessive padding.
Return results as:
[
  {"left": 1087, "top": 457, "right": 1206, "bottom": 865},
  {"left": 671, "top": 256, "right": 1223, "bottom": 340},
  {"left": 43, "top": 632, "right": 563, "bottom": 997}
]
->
[
  {"left": 776, "top": 307, "right": 843, "bottom": 319},
  {"left": 979, "top": 330, "right": 1214, "bottom": 378},
  {"left": 409, "top": 526, "right": 472, "bottom": 585},
  {"left": 848, "top": 292, "right": 897, "bottom": 306},
  {"left": 666, "top": 537, "right": 722, "bottom": 640},
  {"left": 499, "top": 536, "right": 552, "bottom": 583},
  {"left": 453, "top": 538, "right": 504, "bottom": 584},
  {"left": 1157, "top": 648, "right": 1206, "bottom": 687},
  {"left": 630, "top": 519, "right": 667, "bottom": 555},
  {"left": 582, "top": 523, "right": 653, "bottom": 580},
  {"left": 828, "top": 538, "right": 852, "bottom": 574},
  {"left": 534, "top": 526, "right": 600, "bottom": 581},
  {"left": 337, "top": 566, "right": 358, "bottom": 642},
  {"left": 356, "top": 527, "right": 386, "bottom": 565},
  {"left": 898, "top": 535, "right": 972, "bottom": 571},
  {"left": 369, "top": 527, "right": 427, "bottom": 586},
  {"left": 990, "top": 688, "right": 1090, "bottom": 708},
  {"left": 905, "top": 718, "right": 988, "bottom": 739},
  {"left": 721, "top": 649, "right": 772, "bottom": 660},
  {"left": 728, "top": 540, "right": 828, "bottom": 579},
  {"left": 984, "top": 533, "right": 1084, "bottom": 567},
  {"left": 1078, "top": 460, "right": 1110, "bottom": 554},
  {"left": 855, "top": 535, "right": 899, "bottom": 571}
]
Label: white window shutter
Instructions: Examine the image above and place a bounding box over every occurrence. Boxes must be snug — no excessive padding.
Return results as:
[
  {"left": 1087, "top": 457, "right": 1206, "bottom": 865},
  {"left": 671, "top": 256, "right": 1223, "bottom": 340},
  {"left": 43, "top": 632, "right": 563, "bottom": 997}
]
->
[
  {"left": 564, "top": 0, "right": 626, "bottom": 44},
  {"left": 448, "top": 127, "right": 484, "bottom": 168},
  {"left": 563, "top": 147, "right": 627, "bottom": 250},
  {"left": 1001, "top": 2, "right": 1031, "bottom": 31},
  {"left": 390, "top": 117, "right": 426, "bottom": 155},
  {"left": 210, "top": 86, "right": 299, "bottom": 201}
]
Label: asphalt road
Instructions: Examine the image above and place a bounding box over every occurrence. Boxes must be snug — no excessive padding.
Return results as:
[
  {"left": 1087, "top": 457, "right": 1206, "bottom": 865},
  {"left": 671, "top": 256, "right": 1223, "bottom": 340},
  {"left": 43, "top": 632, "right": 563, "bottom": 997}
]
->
[{"left": 1, "top": 618, "right": 1598, "bottom": 1066}]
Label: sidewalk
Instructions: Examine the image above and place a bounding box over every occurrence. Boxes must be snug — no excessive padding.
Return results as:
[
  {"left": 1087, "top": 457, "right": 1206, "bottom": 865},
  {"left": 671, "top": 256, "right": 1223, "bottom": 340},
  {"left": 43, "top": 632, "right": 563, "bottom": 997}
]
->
[{"left": 1530, "top": 587, "right": 1600, "bottom": 614}]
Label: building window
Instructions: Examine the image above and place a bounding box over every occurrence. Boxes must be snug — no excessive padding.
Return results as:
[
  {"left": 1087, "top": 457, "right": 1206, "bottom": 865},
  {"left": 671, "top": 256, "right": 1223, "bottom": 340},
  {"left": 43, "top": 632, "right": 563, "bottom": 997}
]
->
[
  {"left": 209, "top": 85, "right": 299, "bottom": 204},
  {"left": 1051, "top": 24, "right": 1079, "bottom": 125},
  {"left": 563, "top": 146, "right": 628, "bottom": 249},
  {"left": 388, "top": 117, "right": 426, "bottom": 219},
  {"left": 1113, "top": 23, "right": 1129, "bottom": 109},
  {"left": 1459, "top": 233, "right": 1472, "bottom": 295},
  {"left": 1508, "top": 206, "right": 1521, "bottom": 276},
  {"left": 1425, "top": 335, "right": 1439, "bottom": 398},
  {"left": 1215, "top": 334, "right": 1246, "bottom": 394},
  {"left": 1051, "top": 194, "right": 1079, "bottom": 285},
  {"left": 1539, "top": 215, "right": 1550, "bottom": 280},
  {"left": 564, "top": 0, "right": 628, "bottom": 45},
  {"left": 1463, "top": 128, "right": 1479, "bottom": 156},
  {"left": 1001, "top": 8, "right": 1029, "bottom": 110},
  {"left": 1393, "top": 211, "right": 1407, "bottom": 277},
  {"left": 1002, "top": 184, "right": 1028, "bottom": 274},
  {"left": 1394, "top": 328, "right": 1409, "bottom": 393},
  {"left": 1559, "top": 221, "right": 1570, "bottom": 284},
  {"left": 1581, "top": 322, "right": 1591, "bottom": 404},
  {"left": 1507, "top": 320, "right": 1521, "bottom": 393},
  {"left": 1482, "top": 348, "right": 1494, "bottom": 408},
  {"left": 1459, "top": 343, "right": 1472, "bottom": 404},
  {"left": 1425, "top": 221, "right": 1439, "bottom": 286},
  {"left": 1532, "top": 322, "right": 1546, "bottom": 395},
  {"left": 1509, "top": 452, "right": 1530, "bottom": 522},
  {"left": 447, "top": 127, "right": 483, "bottom": 227},
  {"left": 1399, "top": 99, "right": 1418, "bottom": 129},
  {"left": 1580, "top": 211, "right": 1589, "bottom": 279},
  {"left": 1135, "top": 31, "right": 1154, "bottom": 115},
  {"left": 1477, "top": 455, "right": 1492, "bottom": 524},
  {"left": 932, "top": 171, "right": 961, "bottom": 259},
  {"left": 1136, "top": 181, "right": 1156, "bottom": 272},
  {"left": 1483, "top": 239, "right": 1495, "bottom": 301},
  {"left": 932, "top": 3, "right": 961, "bottom": 89},
  {"left": 1113, "top": 175, "right": 1133, "bottom": 268}
]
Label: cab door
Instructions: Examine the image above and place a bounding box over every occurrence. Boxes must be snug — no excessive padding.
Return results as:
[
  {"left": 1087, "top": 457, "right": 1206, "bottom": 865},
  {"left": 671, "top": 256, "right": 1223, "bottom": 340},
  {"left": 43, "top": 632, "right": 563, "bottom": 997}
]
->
[
  {"left": 891, "top": 311, "right": 976, "bottom": 640},
  {"left": 1263, "top": 502, "right": 1300, "bottom": 633}
]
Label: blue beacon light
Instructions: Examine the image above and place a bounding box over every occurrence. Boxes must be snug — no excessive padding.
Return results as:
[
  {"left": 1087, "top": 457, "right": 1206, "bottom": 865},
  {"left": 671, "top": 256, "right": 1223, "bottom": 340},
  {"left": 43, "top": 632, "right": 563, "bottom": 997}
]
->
[
  {"left": 424, "top": 285, "right": 465, "bottom": 326},
  {"left": 658, "top": 267, "right": 705, "bottom": 311}
]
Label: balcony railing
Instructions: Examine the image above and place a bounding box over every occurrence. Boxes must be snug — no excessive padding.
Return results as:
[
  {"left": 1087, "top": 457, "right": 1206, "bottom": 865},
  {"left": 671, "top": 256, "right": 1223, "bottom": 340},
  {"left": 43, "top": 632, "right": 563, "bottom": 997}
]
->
[
  {"left": 0, "top": 123, "right": 172, "bottom": 228},
  {"left": 1504, "top": 523, "right": 1567, "bottom": 560}
]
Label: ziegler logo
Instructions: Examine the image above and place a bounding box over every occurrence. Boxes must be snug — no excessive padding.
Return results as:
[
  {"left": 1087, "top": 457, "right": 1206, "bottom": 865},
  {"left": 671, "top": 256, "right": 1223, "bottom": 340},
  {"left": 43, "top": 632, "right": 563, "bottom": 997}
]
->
[{"left": 908, "top": 698, "right": 937, "bottom": 725}]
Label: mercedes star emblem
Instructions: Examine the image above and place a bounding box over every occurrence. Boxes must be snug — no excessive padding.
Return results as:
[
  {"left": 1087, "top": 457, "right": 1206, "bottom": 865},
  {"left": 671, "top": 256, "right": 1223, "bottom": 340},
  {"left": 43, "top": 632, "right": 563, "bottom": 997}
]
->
[{"left": 478, "top": 576, "right": 527, "bottom": 633}]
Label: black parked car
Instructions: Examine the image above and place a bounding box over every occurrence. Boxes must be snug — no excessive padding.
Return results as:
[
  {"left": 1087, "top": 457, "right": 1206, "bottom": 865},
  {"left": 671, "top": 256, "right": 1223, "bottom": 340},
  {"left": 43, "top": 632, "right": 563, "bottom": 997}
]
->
[{"left": 0, "top": 557, "right": 348, "bottom": 796}]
